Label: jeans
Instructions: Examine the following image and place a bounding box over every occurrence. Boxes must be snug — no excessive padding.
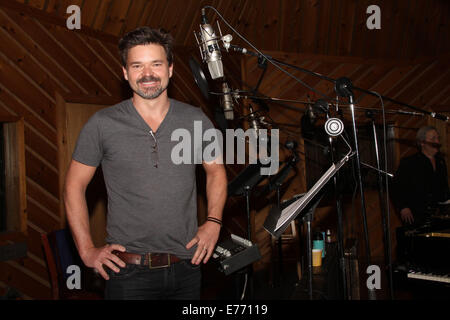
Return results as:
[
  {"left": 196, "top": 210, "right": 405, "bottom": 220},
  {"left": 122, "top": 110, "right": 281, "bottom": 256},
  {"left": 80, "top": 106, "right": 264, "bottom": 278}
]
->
[{"left": 104, "top": 259, "right": 201, "bottom": 300}]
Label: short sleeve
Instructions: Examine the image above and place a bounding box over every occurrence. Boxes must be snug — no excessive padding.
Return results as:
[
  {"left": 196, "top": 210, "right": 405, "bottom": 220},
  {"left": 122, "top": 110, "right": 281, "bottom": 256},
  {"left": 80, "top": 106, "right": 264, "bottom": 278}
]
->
[{"left": 72, "top": 112, "right": 103, "bottom": 167}]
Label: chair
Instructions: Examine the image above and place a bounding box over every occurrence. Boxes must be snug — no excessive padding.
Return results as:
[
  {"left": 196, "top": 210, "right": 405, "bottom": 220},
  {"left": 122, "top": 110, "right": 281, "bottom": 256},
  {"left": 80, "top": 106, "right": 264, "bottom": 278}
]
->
[{"left": 41, "top": 228, "right": 104, "bottom": 300}]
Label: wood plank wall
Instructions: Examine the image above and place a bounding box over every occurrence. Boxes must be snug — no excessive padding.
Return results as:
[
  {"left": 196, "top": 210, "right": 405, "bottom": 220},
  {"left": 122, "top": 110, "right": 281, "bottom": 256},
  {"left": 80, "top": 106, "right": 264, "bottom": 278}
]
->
[
  {"left": 0, "top": 3, "right": 241, "bottom": 299},
  {"left": 10, "top": 0, "right": 450, "bottom": 60},
  {"left": 0, "top": 4, "right": 128, "bottom": 299}
]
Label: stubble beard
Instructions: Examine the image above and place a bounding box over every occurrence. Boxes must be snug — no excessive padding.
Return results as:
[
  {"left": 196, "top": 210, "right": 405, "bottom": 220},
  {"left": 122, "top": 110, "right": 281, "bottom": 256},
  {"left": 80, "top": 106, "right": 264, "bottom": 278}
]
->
[{"left": 134, "top": 76, "right": 169, "bottom": 100}]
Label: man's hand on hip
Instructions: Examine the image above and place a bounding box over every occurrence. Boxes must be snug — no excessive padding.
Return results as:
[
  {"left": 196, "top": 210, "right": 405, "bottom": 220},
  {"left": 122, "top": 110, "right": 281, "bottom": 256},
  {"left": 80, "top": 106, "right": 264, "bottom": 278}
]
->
[{"left": 81, "top": 244, "right": 126, "bottom": 280}]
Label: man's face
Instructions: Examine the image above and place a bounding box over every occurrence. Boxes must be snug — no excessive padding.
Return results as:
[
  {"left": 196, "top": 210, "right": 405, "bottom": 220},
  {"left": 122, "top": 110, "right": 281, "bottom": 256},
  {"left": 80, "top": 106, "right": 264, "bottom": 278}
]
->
[
  {"left": 421, "top": 129, "right": 440, "bottom": 156},
  {"left": 122, "top": 44, "right": 173, "bottom": 100}
]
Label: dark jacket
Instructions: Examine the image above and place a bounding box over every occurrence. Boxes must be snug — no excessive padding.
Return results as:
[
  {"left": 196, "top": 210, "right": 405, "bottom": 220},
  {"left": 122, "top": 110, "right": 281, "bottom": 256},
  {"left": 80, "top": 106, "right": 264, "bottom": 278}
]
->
[{"left": 391, "top": 152, "right": 449, "bottom": 226}]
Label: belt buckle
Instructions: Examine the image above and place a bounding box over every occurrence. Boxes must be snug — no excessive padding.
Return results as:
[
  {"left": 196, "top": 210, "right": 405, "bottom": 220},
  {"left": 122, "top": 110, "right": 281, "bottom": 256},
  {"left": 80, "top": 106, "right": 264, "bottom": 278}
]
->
[{"left": 148, "top": 253, "right": 170, "bottom": 269}]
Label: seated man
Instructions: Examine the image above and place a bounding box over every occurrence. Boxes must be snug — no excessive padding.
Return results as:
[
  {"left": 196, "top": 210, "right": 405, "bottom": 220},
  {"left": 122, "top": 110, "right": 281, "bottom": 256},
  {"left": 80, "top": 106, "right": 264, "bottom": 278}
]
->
[{"left": 392, "top": 126, "right": 449, "bottom": 228}]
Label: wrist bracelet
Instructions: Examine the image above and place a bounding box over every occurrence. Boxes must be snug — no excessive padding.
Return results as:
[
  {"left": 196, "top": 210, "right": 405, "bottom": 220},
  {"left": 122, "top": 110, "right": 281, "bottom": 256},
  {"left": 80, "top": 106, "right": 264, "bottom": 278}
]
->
[{"left": 206, "top": 217, "right": 222, "bottom": 226}]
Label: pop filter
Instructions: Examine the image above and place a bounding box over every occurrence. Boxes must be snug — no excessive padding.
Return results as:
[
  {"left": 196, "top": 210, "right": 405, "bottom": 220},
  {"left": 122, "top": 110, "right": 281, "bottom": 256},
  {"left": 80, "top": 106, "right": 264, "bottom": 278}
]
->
[{"left": 189, "top": 56, "right": 210, "bottom": 101}]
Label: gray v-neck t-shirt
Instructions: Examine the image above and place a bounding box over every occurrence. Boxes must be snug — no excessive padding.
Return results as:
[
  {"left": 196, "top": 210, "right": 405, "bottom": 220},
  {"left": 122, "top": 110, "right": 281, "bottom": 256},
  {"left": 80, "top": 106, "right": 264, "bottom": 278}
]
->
[{"left": 72, "top": 98, "right": 216, "bottom": 258}]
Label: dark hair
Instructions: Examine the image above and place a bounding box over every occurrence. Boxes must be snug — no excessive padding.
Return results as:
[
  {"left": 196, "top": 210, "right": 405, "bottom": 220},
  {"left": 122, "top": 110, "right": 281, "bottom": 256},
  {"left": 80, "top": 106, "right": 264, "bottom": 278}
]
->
[{"left": 118, "top": 27, "right": 174, "bottom": 67}]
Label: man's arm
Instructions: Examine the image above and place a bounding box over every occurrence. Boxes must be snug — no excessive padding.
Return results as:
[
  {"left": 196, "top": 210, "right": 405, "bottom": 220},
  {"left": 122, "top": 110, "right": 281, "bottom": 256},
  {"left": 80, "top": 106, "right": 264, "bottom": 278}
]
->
[
  {"left": 187, "top": 160, "right": 227, "bottom": 265},
  {"left": 391, "top": 158, "right": 415, "bottom": 223},
  {"left": 64, "top": 159, "right": 125, "bottom": 280},
  {"left": 204, "top": 161, "right": 227, "bottom": 222}
]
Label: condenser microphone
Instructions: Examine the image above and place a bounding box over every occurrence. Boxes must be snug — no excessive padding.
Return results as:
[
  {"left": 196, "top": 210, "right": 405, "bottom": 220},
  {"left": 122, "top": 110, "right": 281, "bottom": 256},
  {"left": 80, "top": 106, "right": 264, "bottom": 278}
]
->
[
  {"left": 221, "top": 82, "right": 234, "bottom": 120},
  {"left": 306, "top": 105, "right": 317, "bottom": 124},
  {"left": 197, "top": 8, "right": 224, "bottom": 79}
]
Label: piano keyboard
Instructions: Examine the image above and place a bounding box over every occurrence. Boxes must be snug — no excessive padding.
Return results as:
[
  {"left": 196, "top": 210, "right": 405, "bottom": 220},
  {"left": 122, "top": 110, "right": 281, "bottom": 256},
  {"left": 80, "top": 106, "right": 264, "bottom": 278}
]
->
[{"left": 407, "top": 271, "right": 450, "bottom": 284}]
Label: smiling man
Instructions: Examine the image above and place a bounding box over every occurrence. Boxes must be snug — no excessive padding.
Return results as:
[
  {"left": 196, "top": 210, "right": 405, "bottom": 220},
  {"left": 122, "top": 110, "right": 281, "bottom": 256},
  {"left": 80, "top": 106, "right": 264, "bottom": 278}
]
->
[
  {"left": 125, "top": 44, "right": 172, "bottom": 100},
  {"left": 64, "top": 27, "right": 227, "bottom": 300}
]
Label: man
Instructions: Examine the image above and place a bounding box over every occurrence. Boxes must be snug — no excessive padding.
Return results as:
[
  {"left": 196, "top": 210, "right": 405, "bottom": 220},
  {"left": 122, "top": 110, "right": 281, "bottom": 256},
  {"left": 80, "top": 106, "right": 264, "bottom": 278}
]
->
[
  {"left": 64, "top": 27, "right": 227, "bottom": 300},
  {"left": 392, "top": 126, "right": 449, "bottom": 227}
]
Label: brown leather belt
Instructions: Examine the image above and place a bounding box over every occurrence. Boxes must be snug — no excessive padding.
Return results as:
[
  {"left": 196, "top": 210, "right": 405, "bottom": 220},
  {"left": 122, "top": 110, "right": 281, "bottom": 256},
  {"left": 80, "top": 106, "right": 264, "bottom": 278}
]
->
[{"left": 112, "top": 251, "right": 182, "bottom": 269}]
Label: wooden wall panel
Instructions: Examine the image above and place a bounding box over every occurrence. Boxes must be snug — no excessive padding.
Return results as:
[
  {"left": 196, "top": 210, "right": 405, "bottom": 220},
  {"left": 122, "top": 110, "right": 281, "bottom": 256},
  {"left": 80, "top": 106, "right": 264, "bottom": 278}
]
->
[
  {"left": 0, "top": 10, "right": 82, "bottom": 94},
  {"left": 8, "top": 0, "right": 450, "bottom": 61},
  {"left": 117, "top": 0, "right": 147, "bottom": 35},
  {"left": 49, "top": 25, "right": 122, "bottom": 95},
  {"left": 0, "top": 54, "right": 56, "bottom": 127},
  {"left": 23, "top": 126, "right": 58, "bottom": 168},
  {"left": 26, "top": 179, "right": 59, "bottom": 218},
  {"left": 0, "top": 85, "right": 56, "bottom": 146},
  {"left": 80, "top": 0, "right": 102, "bottom": 28},
  {"left": 26, "top": 226, "right": 48, "bottom": 260},
  {"left": 25, "top": 150, "right": 59, "bottom": 198},
  {"left": 101, "top": 0, "right": 131, "bottom": 36},
  {"left": 0, "top": 27, "right": 68, "bottom": 96},
  {"left": 26, "top": 200, "right": 60, "bottom": 232},
  {"left": 0, "top": 3, "right": 121, "bottom": 299},
  {"left": 82, "top": 37, "right": 123, "bottom": 81},
  {"left": 10, "top": 14, "right": 102, "bottom": 95},
  {"left": 0, "top": 261, "right": 51, "bottom": 299}
]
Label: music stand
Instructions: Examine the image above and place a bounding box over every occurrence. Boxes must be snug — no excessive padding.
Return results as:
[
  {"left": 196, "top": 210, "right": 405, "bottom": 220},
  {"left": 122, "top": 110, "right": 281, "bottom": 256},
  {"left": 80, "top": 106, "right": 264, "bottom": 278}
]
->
[
  {"left": 264, "top": 150, "right": 354, "bottom": 299},
  {"left": 254, "top": 146, "right": 298, "bottom": 286}
]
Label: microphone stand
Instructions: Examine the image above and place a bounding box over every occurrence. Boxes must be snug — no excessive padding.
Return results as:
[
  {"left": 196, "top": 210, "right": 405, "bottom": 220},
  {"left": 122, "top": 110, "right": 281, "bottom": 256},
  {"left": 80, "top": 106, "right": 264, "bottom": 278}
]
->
[
  {"left": 255, "top": 147, "right": 299, "bottom": 288},
  {"left": 304, "top": 208, "right": 314, "bottom": 300},
  {"left": 243, "top": 186, "right": 254, "bottom": 300},
  {"left": 366, "top": 111, "right": 395, "bottom": 300},
  {"left": 335, "top": 77, "right": 375, "bottom": 300},
  {"left": 276, "top": 185, "right": 283, "bottom": 286},
  {"left": 227, "top": 162, "right": 270, "bottom": 300},
  {"left": 268, "top": 56, "right": 448, "bottom": 122},
  {"left": 326, "top": 113, "right": 348, "bottom": 300},
  {"left": 232, "top": 45, "right": 448, "bottom": 121}
]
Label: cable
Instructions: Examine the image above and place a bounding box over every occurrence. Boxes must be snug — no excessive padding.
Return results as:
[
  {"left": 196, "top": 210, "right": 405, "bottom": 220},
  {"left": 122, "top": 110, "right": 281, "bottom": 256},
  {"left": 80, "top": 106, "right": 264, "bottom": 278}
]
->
[
  {"left": 240, "top": 273, "right": 248, "bottom": 300},
  {"left": 350, "top": 163, "right": 358, "bottom": 238},
  {"left": 210, "top": 90, "right": 312, "bottom": 105},
  {"left": 202, "top": 6, "right": 334, "bottom": 103}
]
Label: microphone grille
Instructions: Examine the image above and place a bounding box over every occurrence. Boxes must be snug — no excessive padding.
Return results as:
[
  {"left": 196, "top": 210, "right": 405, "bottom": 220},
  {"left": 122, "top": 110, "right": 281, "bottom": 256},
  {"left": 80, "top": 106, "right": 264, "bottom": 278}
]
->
[
  {"left": 208, "top": 61, "right": 224, "bottom": 80},
  {"left": 224, "top": 109, "right": 234, "bottom": 120}
]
